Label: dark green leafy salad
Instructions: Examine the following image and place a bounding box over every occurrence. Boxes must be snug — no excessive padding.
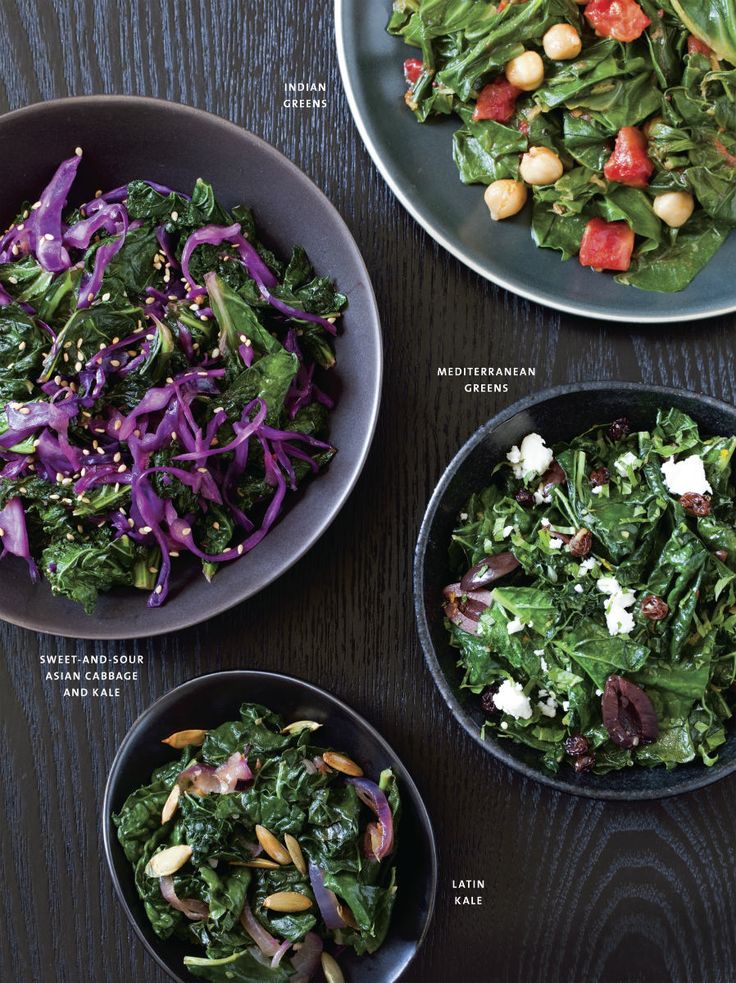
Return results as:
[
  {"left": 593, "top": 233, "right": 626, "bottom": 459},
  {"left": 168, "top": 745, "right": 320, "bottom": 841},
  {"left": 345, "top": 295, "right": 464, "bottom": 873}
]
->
[
  {"left": 113, "top": 703, "right": 400, "bottom": 982},
  {"left": 388, "top": 0, "right": 736, "bottom": 290},
  {"left": 0, "top": 152, "right": 345, "bottom": 612},
  {"left": 443, "top": 410, "right": 736, "bottom": 774}
]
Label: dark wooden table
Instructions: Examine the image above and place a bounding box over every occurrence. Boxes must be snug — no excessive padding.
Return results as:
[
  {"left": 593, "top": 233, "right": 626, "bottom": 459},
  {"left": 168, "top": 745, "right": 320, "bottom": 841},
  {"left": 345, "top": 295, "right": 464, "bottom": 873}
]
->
[{"left": 2, "top": 2, "right": 736, "bottom": 982}]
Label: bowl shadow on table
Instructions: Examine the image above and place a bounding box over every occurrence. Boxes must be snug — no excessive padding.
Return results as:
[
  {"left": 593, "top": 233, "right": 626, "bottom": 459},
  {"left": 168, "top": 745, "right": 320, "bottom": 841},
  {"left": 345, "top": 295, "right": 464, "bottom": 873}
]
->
[
  {"left": 103, "top": 671, "right": 437, "bottom": 983},
  {"left": 415, "top": 382, "right": 736, "bottom": 801}
]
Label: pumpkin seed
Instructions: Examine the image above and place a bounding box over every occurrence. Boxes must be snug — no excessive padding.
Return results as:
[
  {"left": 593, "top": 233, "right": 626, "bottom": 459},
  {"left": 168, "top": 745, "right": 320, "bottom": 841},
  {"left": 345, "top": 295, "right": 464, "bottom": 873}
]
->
[
  {"left": 321, "top": 952, "right": 345, "bottom": 983},
  {"left": 229, "top": 858, "right": 280, "bottom": 870},
  {"left": 255, "top": 825, "right": 291, "bottom": 865},
  {"left": 145, "top": 844, "right": 192, "bottom": 878},
  {"left": 284, "top": 834, "right": 307, "bottom": 876},
  {"left": 322, "top": 751, "right": 364, "bottom": 777},
  {"left": 161, "top": 784, "right": 181, "bottom": 824},
  {"left": 161, "top": 729, "right": 207, "bottom": 749},
  {"left": 281, "top": 719, "right": 322, "bottom": 735},
  {"left": 262, "top": 891, "right": 313, "bottom": 913}
]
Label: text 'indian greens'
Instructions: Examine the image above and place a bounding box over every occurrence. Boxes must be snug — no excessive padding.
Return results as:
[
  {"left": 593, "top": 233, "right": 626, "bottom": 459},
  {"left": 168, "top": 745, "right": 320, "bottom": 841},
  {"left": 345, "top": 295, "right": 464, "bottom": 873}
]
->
[
  {"left": 388, "top": 0, "right": 736, "bottom": 290},
  {"left": 0, "top": 152, "right": 345, "bottom": 612},
  {"left": 113, "top": 704, "right": 400, "bottom": 982},
  {"left": 443, "top": 410, "right": 736, "bottom": 774}
]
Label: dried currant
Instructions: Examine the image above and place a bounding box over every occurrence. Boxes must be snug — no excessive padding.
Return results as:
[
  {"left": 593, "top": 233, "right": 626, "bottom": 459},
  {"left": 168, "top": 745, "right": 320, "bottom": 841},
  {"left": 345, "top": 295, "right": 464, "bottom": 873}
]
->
[
  {"left": 679, "top": 492, "right": 711, "bottom": 517},
  {"left": 539, "top": 460, "right": 566, "bottom": 495},
  {"left": 480, "top": 687, "right": 499, "bottom": 716},
  {"left": 601, "top": 675, "right": 659, "bottom": 749},
  {"left": 640, "top": 594, "right": 669, "bottom": 621},
  {"left": 460, "top": 552, "right": 520, "bottom": 591},
  {"left": 607, "top": 417, "right": 631, "bottom": 442},
  {"left": 442, "top": 583, "right": 492, "bottom": 634},
  {"left": 569, "top": 528, "right": 592, "bottom": 558},
  {"left": 573, "top": 753, "right": 595, "bottom": 774},
  {"left": 514, "top": 488, "right": 534, "bottom": 507},
  {"left": 563, "top": 734, "right": 589, "bottom": 757},
  {"left": 589, "top": 467, "right": 610, "bottom": 488},
  {"left": 715, "top": 549, "right": 729, "bottom": 563}
]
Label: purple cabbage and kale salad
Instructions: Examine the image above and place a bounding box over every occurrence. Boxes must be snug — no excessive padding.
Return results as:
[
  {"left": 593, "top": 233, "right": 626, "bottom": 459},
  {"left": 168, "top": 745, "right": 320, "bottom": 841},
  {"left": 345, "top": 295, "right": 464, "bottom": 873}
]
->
[
  {"left": 113, "top": 705, "right": 400, "bottom": 982},
  {"left": 444, "top": 410, "right": 736, "bottom": 775},
  {"left": 0, "top": 151, "right": 345, "bottom": 612}
]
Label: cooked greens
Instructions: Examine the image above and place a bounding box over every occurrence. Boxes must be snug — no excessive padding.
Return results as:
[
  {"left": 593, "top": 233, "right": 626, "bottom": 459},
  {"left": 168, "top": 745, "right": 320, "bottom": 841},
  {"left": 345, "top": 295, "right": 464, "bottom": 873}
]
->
[
  {"left": 113, "top": 703, "right": 400, "bottom": 981},
  {"left": 444, "top": 410, "right": 736, "bottom": 774},
  {"left": 0, "top": 153, "right": 345, "bottom": 611},
  {"left": 388, "top": 0, "right": 736, "bottom": 290}
]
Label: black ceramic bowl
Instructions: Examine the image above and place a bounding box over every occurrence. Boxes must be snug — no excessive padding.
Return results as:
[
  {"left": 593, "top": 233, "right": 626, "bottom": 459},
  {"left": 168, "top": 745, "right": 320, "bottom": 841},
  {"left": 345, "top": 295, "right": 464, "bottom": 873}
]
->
[
  {"left": 415, "top": 383, "right": 736, "bottom": 800},
  {"left": 0, "top": 96, "right": 381, "bottom": 639},
  {"left": 103, "top": 671, "right": 437, "bottom": 983}
]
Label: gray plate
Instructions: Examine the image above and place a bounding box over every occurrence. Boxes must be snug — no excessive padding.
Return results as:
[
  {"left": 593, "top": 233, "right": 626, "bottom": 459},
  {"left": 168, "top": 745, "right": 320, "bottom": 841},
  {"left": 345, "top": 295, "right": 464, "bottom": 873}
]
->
[
  {"left": 0, "top": 96, "right": 382, "bottom": 639},
  {"left": 335, "top": 1, "right": 736, "bottom": 323}
]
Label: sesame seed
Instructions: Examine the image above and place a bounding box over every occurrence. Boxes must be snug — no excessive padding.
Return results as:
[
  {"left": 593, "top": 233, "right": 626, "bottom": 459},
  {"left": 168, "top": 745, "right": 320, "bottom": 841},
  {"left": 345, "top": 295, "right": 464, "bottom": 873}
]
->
[
  {"left": 181, "top": 527, "right": 191, "bottom": 536},
  {"left": 212, "top": 522, "right": 220, "bottom": 530},
  {"left": 170, "top": 211, "right": 179, "bottom": 221},
  {"left": 0, "top": 528, "right": 4, "bottom": 537},
  {"left": 237, "top": 545, "right": 244, "bottom": 555},
  {"left": 101, "top": 292, "right": 111, "bottom": 302},
  {"left": 75, "top": 146, "right": 83, "bottom": 156},
  {"left": 74, "top": 361, "right": 82, "bottom": 372},
  {"left": 117, "top": 464, "right": 127, "bottom": 473},
  {"left": 139, "top": 526, "right": 152, "bottom": 535},
  {"left": 110, "top": 359, "right": 121, "bottom": 368},
  {"left": 113, "top": 452, "right": 121, "bottom": 463},
  {"left": 19, "top": 407, "right": 30, "bottom": 416},
  {"left": 114, "top": 419, "right": 122, "bottom": 431},
  {"left": 8, "top": 276, "right": 18, "bottom": 285},
  {"left": 31, "top": 201, "right": 41, "bottom": 210},
  {"left": 66, "top": 533, "right": 75, "bottom": 542},
  {"left": 18, "top": 340, "right": 26, "bottom": 351},
  {"left": 44, "top": 233, "right": 55, "bottom": 241},
  {"left": 145, "top": 297, "right": 156, "bottom": 305}
]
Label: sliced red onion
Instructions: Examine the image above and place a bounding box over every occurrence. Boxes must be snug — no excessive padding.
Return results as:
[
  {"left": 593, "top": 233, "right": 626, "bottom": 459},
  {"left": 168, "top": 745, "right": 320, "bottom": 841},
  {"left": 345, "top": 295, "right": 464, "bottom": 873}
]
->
[
  {"left": 177, "top": 752, "right": 252, "bottom": 795},
  {"left": 240, "top": 900, "right": 281, "bottom": 957},
  {"left": 271, "top": 939, "right": 292, "bottom": 970},
  {"left": 214, "top": 751, "right": 253, "bottom": 791},
  {"left": 290, "top": 932, "right": 323, "bottom": 983},
  {"left": 308, "top": 863, "right": 346, "bottom": 931},
  {"left": 177, "top": 762, "right": 223, "bottom": 795},
  {"left": 346, "top": 778, "right": 395, "bottom": 860},
  {"left": 159, "top": 876, "right": 209, "bottom": 921}
]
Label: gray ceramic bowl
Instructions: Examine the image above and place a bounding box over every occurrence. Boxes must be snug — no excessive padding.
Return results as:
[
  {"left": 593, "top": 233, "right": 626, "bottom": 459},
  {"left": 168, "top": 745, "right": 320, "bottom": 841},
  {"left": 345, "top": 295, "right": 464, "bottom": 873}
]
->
[
  {"left": 0, "top": 96, "right": 382, "bottom": 639},
  {"left": 102, "top": 671, "right": 437, "bottom": 983},
  {"left": 415, "top": 383, "right": 736, "bottom": 799},
  {"left": 336, "top": 1, "right": 736, "bottom": 323}
]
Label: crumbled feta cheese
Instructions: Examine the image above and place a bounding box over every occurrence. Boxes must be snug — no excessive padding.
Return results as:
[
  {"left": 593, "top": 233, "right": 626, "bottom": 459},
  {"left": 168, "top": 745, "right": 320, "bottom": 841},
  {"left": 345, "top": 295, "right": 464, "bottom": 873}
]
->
[
  {"left": 538, "top": 698, "right": 557, "bottom": 718},
  {"left": 493, "top": 679, "right": 533, "bottom": 719},
  {"left": 591, "top": 485, "right": 603, "bottom": 495},
  {"left": 549, "top": 537, "right": 564, "bottom": 549},
  {"left": 534, "top": 489, "right": 552, "bottom": 505},
  {"left": 539, "top": 688, "right": 548, "bottom": 697},
  {"left": 597, "top": 576, "right": 636, "bottom": 636},
  {"left": 500, "top": 721, "right": 509, "bottom": 730},
  {"left": 507, "top": 433, "right": 554, "bottom": 481},
  {"left": 502, "top": 524, "right": 515, "bottom": 538},
  {"left": 540, "top": 656, "right": 548, "bottom": 671},
  {"left": 614, "top": 451, "right": 641, "bottom": 477},
  {"left": 459, "top": 512, "right": 468, "bottom": 521},
  {"left": 561, "top": 700, "right": 570, "bottom": 711},
  {"left": 578, "top": 557, "right": 597, "bottom": 576},
  {"left": 661, "top": 455, "right": 712, "bottom": 496},
  {"left": 595, "top": 688, "right": 603, "bottom": 697},
  {"left": 540, "top": 518, "right": 551, "bottom": 528},
  {"left": 507, "top": 618, "right": 524, "bottom": 634},
  {"left": 574, "top": 583, "right": 584, "bottom": 594}
]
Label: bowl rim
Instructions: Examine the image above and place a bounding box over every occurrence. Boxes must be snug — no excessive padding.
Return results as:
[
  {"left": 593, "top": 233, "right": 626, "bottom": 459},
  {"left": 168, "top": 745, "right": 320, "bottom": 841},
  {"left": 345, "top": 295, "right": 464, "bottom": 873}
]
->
[
  {"left": 0, "top": 94, "right": 383, "bottom": 639},
  {"left": 414, "top": 381, "right": 736, "bottom": 800},
  {"left": 102, "top": 669, "right": 438, "bottom": 983},
  {"left": 334, "top": 0, "right": 736, "bottom": 325}
]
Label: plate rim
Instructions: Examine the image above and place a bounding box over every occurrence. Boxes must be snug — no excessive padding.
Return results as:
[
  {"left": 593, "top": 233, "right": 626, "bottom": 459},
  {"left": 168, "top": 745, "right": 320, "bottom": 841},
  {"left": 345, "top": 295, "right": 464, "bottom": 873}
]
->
[
  {"left": 414, "top": 380, "right": 736, "bottom": 800},
  {"left": 334, "top": 0, "right": 736, "bottom": 325},
  {"left": 0, "top": 94, "right": 383, "bottom": 639}
]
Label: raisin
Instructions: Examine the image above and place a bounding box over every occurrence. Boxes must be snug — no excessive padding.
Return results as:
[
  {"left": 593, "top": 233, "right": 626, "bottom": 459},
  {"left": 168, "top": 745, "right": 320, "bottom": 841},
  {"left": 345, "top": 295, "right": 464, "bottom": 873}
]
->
[
  {"left": 715, "top": 549, "right": 729, "bottom": 563},
  {"left": 679, "top": 492, "right": 711, "bottom": 517},
  {"left": 460, "top": 552, "right": 520, "bottom": 591},
  {"left": 589, "top": 467, "right": 610, "bottom": 488},
  {"left": 563, "top": 734, "right": 589, "bottom": 757},
  {"left": 640, "top": 594, "right": 669, "bottom": 621},
  {"left": 573, "top": 753, "right": 595, "bottom": 774},
  {"left": 601, "top": 675, "right": 659, "bottom": 749},
  {"left": 569, "top": 528, "right": 592, "bottom": 558},
  {"left": 480, "top": 687, "right": 499, "bottom": 716},
  {"left": 608, "top": 417, "right": 631, "bottom": 442},
  {"left": 540, "top": 460, "right": 566, "bottom": 495},
  {"left": 514, "top": 488, "right": 534, "bottom": 507}
]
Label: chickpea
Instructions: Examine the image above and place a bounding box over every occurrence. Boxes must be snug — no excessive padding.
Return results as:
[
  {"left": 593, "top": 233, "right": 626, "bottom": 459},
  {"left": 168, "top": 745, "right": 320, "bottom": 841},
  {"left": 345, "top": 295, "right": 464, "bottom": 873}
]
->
[
  {"left": 505, "top": 50, "right": 545, "bottom": 92},
  {"left": 543, "top": 24, "right": 582, "bottom": 61},
  {"left": 519, "top": 146, "right": 564, "bottom": 185},
  {"left": 652, "top": 191, "right": 695, "bottom": 228},
  {"left": 484, "top": 180, "right": 528, "bottom": 221}
]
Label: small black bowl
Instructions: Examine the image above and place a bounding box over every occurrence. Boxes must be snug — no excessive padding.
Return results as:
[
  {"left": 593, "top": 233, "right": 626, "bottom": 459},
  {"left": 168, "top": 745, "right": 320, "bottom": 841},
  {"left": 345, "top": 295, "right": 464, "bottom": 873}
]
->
[
  {"left": 415, "top": 382, "right": 736, "bottom": 800},
  {"left": 0, "top": 96, "right": 382, "bottom": 639},
  {"left": 102, "top": 671, "right": 437, "bottom": 982}
]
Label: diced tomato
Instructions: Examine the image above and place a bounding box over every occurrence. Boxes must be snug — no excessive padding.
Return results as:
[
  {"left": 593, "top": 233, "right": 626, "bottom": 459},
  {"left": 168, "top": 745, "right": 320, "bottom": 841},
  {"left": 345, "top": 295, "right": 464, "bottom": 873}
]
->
[
  {"left": 584, "top": 0, "right": 651, "bottom": 43},
  {"left": 579, "top": 218, "right": 635, "bottom": 272},
  {"left": 687, "top": 34, "right": 712, "bottom": 57},
  {"left": 603, "top": 126, "right": 654, "bottom": 188},
  {"left": 403, "top": 58, "right": 424, "bottom": 86},
  {"left": 473, "top": 77, "right": 522, "bottom": 124}
]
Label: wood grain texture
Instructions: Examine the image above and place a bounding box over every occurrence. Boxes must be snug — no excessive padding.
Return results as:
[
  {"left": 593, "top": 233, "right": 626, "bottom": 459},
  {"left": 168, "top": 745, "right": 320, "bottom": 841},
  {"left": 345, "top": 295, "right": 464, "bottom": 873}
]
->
[{"left": 1, "top": 1, "right": 736, "bottom": 981}]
